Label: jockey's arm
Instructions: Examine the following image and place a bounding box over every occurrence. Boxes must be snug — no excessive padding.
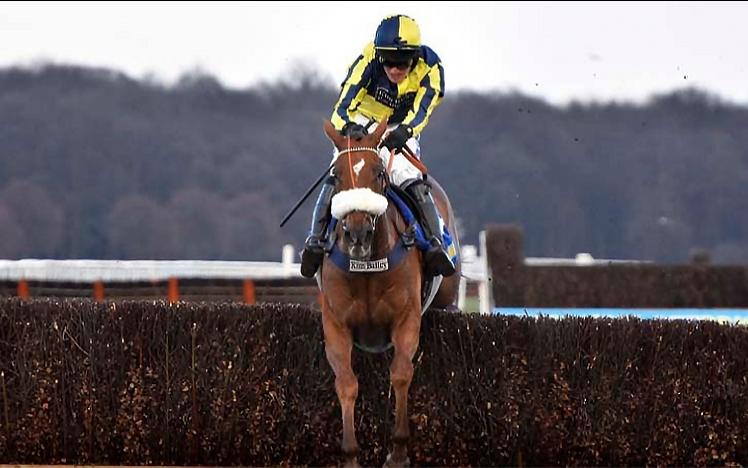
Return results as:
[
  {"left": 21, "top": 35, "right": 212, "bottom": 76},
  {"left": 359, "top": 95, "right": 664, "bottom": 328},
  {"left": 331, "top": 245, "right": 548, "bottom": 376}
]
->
[
  {"left": 401, "top": 61, "right": 444, "bottom": 137},
  {"left": 331, "top": 45, "right": 376, "bottom": 132}
]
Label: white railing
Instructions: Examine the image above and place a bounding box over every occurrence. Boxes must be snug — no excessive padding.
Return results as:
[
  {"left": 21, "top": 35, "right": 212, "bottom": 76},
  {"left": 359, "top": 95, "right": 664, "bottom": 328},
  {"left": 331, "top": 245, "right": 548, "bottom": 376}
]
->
[
  {"left": 0, "top": 231, "right": 641, "bottom": 314},
  {"left": 0, "top": 258, "right": 300, "bottom": 283}
]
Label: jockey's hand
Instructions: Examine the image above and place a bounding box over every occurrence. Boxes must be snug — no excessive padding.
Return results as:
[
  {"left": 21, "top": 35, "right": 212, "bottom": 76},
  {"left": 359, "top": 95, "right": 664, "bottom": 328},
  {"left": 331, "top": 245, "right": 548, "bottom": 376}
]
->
[
  {"left": 341, "top": 122, "right": 368, "bottom": 140},
  {"left": 381, "top": 124, "right": 413, "bottom": 153}
]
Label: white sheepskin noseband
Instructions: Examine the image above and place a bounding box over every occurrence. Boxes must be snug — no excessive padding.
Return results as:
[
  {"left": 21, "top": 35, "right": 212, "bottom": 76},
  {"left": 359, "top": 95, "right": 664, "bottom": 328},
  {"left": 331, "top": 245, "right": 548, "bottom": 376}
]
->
[{"left": 331, "top": 188, "right": 388, "bottom": 218}]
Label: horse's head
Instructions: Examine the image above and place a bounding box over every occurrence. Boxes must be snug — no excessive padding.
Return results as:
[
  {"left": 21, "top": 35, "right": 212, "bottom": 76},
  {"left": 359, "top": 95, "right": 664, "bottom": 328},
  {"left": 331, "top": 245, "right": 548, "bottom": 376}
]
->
[{"left": 323, "top": 120, "right": 389, "bottom": 260}]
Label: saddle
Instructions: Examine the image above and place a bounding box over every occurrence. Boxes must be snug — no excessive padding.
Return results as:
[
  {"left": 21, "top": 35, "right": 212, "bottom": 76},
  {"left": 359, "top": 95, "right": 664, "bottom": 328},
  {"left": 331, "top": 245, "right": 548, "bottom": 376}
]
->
[{"left": 386, "top": 184, "right": 458, "bottom": 263}]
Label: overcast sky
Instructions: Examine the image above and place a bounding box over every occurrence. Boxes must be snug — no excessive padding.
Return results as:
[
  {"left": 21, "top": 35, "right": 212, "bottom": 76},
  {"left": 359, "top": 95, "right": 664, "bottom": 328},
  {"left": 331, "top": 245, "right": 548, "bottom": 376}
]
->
[{"left": 2, "top": 1, "right": 747, "bottom": 105}]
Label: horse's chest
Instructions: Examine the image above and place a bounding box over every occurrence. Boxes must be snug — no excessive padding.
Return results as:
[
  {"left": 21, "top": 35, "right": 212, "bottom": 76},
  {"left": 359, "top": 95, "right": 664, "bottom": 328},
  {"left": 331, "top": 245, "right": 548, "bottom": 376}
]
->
[
  {"left": 333, "top": 279, "right": 404, "bottom": 318},
  {"left": 343, "top": 300, "right": 396, "bottom": 354},
  {"left": 346, "top": 299, "right": 394, "bottom": 324}
]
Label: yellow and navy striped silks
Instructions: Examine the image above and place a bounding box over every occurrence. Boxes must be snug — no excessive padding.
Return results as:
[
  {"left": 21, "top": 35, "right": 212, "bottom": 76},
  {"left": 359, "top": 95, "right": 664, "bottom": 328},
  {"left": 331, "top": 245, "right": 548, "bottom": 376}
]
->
[
  {"left": 331, "top": 42, "right": 445, "bottom": 137},
  {"left": 374, "top": 15, "right": 421, "bottom": 50}
]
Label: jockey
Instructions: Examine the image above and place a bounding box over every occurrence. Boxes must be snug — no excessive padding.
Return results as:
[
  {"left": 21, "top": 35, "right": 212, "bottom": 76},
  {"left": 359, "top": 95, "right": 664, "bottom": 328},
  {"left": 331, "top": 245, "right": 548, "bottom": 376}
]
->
[{"left": 301, "top": 14, "right": 456, "bottom": 279}]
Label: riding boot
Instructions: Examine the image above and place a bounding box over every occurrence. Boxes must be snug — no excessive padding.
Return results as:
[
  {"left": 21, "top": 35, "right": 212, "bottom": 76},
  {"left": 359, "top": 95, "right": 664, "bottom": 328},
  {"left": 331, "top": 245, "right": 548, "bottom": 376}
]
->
[
  {"left": 404, "top": 181, "right": 456, "bottom": 277},
  {"left": 300, "top": 176, "right": 336, "bottom": 278}
]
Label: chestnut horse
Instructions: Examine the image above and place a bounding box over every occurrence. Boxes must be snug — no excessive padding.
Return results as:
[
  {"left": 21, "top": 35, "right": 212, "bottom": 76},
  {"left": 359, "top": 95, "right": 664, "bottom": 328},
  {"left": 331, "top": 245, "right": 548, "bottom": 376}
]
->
[{"left": 319, "top": 120, "right": 460, "bottom": 467}]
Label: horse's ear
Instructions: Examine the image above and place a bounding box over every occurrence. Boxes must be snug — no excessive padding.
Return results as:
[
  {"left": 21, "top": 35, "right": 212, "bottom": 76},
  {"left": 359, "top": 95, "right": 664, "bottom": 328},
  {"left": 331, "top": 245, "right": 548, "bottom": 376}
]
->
[
  {"left": 323, "top": 120, "right": 345, "bottom": 149},
  {"left": 370, "top": 120, "right": 388, "bottom": 144}
]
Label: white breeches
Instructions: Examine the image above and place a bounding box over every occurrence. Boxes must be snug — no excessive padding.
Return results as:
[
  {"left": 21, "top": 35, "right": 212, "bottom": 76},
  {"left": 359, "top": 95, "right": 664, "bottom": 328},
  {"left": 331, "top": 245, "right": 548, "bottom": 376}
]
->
[{"left": 330, "top": 115, "right": 423, "bottom": 187}]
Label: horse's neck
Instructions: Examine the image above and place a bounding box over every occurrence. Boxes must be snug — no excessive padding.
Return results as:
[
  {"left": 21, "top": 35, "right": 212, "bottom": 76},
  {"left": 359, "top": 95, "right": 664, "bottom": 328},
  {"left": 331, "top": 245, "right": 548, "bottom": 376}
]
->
[{"left": 372, "top": 205, "right": 403, "bottom": 258}]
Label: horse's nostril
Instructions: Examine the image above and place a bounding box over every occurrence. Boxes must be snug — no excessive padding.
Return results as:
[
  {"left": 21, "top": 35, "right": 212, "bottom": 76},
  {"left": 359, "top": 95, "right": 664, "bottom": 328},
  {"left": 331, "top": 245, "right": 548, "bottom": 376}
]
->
[{"left": 347, "top": 230, "right": 361, "bottom": 245}]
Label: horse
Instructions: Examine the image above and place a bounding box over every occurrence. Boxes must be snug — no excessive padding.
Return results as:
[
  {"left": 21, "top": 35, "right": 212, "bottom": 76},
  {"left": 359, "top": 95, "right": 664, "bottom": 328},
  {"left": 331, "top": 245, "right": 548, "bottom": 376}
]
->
[{"left": 318, "top": 119, "right": 461, "bottom": 467}]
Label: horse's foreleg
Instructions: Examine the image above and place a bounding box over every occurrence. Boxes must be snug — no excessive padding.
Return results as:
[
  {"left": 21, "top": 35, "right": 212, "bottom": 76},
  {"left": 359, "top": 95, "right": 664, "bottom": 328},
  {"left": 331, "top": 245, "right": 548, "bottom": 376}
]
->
[
  {"left": 386, "top": 313, "right": 421, "bottom": 467},
  {"left": 322, "top": 309, "right": 360, "bottom": 467}
]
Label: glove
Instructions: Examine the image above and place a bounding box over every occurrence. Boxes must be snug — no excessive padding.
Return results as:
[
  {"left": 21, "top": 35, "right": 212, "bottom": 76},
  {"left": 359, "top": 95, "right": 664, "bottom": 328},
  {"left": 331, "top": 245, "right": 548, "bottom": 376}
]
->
[
  {"left": 341, "top": 122, "right": 368, "bottom": 140},
  {"left": 380, "top": 124, "right": 413, "bottom": 152}
]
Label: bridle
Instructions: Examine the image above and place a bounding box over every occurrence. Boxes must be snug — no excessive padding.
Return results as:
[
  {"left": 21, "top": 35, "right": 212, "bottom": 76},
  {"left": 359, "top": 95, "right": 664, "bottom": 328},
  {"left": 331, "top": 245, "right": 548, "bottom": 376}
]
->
[{"left": 334, "top": 143, "right": 390, "bottom": 250}]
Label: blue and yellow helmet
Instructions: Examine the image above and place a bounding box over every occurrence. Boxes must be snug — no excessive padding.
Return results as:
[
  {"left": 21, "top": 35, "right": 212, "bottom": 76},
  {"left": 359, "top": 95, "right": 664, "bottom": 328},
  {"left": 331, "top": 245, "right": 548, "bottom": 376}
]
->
[{"left": 374, "top": 15, "right": 421, "bottom": 63}]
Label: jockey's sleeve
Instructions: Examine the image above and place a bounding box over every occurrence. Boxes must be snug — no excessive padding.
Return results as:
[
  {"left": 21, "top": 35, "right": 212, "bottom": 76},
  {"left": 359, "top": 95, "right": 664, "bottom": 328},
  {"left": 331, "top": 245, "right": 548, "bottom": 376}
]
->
[
  {"left": 331, "top": 45, "right": 376, "bottom": 131},
  {"left": 402, "top": 61, "right": 445, "bottom": 136}
]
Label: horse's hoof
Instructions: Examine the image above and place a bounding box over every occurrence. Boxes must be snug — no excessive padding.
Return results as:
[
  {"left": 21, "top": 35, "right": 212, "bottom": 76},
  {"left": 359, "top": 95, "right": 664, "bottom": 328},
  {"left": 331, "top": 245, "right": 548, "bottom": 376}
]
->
[
  {"left": 383, "top": 453, "right": 410, "bottom": 468},
  {"left": 343, "top": 456, "right": 361, "bottom": 468}
]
